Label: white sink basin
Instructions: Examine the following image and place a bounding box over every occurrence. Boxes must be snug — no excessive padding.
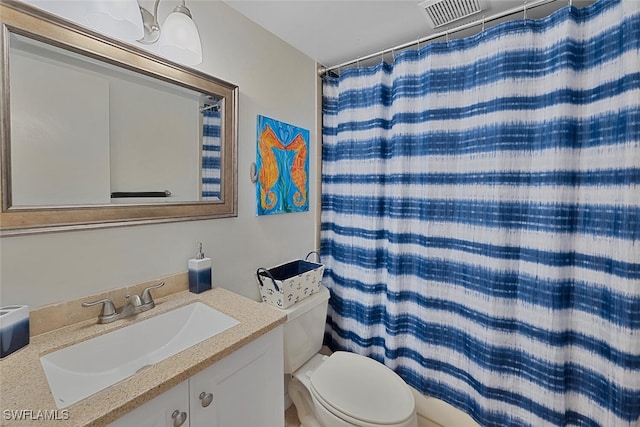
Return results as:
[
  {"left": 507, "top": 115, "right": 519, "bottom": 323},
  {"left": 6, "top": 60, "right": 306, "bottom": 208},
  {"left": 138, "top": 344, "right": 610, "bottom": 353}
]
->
[{"left": 40, "top": 302, "right": 239, "bottom": 408}]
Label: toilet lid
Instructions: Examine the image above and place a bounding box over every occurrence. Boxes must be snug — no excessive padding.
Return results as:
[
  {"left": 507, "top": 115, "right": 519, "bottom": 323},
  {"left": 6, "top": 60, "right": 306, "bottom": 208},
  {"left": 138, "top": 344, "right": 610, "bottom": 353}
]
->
[{"left": 309, "top": 352, "right": 414, "bottom": 425}]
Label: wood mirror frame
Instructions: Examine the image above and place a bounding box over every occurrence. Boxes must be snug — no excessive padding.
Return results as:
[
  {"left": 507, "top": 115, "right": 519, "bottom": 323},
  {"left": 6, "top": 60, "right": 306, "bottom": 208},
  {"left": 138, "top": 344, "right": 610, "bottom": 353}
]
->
[{"left": 0, "top": 1, "right": 238, "bottom": 236}]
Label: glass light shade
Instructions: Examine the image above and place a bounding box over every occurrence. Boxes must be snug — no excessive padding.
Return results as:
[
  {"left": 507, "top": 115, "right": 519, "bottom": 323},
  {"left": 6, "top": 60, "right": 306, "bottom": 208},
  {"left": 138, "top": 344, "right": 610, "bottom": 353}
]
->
[
  {"left": 85, "top": 0, "right": 144, "bottom": 40},
  {"left": 157, "top": 11, "right": 203, "bottom": 65}
]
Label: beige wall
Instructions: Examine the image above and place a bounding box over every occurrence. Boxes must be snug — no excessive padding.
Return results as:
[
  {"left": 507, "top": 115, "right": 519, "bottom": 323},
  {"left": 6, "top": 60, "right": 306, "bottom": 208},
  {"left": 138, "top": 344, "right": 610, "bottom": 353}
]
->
[{"left": 0, "top": 0, "right": 320, "bottom": 308}]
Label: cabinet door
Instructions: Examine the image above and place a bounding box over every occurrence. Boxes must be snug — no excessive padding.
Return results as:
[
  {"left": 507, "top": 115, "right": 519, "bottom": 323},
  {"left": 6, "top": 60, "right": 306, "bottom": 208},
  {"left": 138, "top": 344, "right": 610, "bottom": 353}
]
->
[
  {"left": 107, "top": 380, "right": 190, "bottom": 427},
  {"left": 189, "top": 326, "right": 284, "bottom": 427}
]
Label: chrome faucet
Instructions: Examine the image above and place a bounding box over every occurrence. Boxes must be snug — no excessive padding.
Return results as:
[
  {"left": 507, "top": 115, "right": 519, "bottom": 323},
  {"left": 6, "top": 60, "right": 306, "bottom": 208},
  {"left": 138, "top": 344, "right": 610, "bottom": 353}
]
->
[{"left": 82, "top": 282, "right": 165, "bottom": 324}]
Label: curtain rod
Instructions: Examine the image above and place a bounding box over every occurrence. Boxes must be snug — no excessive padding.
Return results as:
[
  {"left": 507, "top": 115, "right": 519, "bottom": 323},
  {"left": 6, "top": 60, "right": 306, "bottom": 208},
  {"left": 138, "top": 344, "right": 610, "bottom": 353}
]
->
[{"left": 318, "top": 0, "right": 565, "bottom": 76}]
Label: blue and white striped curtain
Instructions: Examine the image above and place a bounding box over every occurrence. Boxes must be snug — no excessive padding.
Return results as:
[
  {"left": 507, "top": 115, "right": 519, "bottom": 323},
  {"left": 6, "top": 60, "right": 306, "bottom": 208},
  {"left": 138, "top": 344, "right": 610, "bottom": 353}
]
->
[
  {"left": 202, "top": 108, "right": 221, "bottom": 200},
  {"left": 321, "top": 1, "right": 639, "bottom": 425}
]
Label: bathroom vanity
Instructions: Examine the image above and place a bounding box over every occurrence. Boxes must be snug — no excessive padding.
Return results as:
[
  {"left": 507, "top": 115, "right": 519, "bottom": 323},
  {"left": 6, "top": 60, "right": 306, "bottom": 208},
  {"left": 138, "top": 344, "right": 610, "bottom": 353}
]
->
[
  {"left": 107, "top": 327, "right": 283, "bottom": 427},
  {"left": 0, "top": 288, "right": 286, "bottom": 426}
]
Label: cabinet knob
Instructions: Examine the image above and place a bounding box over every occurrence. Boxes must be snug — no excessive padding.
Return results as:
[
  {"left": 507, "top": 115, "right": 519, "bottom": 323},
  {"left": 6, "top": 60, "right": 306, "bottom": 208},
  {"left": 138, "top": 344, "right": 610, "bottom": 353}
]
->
[
  {"left": 199, "top": 391, "right": 214, "bottom": 408},
  {"left": 171, "top": 410, "right": 188, "bottom": 427}
]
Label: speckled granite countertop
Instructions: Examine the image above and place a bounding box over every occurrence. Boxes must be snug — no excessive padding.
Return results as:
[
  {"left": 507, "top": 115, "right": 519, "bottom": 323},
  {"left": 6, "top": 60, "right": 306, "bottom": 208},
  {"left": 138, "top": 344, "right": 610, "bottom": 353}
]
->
[{"left": 0, "top": 288, "right": 286, "bottom": 426}]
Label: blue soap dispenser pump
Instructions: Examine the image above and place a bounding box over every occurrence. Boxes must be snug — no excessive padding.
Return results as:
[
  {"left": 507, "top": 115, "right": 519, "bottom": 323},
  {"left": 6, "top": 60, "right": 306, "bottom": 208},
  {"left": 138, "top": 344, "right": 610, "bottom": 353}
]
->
[{"left": 189, "top": 242, "right": 212, "bottom": 294}]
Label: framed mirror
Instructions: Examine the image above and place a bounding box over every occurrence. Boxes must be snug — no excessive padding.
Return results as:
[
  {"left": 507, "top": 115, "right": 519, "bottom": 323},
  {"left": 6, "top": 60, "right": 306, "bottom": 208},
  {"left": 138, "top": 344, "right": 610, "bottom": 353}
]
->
[{"left": 0, "top": 1, "right": 238, "bottom": 236}]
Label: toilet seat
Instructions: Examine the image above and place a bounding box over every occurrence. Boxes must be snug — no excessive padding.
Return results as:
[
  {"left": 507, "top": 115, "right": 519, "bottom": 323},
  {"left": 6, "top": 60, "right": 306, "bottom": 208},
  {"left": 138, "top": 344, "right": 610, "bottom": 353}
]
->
[{"left": 309, "top": 352, "right": 415, "bottom": 426}]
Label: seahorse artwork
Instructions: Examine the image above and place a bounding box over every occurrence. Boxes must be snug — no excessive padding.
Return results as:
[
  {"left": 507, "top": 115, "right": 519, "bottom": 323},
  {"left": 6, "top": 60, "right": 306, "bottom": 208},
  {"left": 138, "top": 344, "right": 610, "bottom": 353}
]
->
[
  {"left": 287, "top": 134, "right": 307, "bottom": 207},
  {"left": 258, "top": 124, "right": 285, "bottom": 210},
  {"left": 256, "top": 116, "right": 310, "bottom": 215}
]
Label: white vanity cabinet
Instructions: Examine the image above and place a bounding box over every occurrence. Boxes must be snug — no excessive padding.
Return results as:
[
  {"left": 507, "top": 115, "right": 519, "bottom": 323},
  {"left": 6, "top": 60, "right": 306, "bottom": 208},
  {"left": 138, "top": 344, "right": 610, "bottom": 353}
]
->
[
  {"left": 108, "top": 326, "right": 284, "bottom": 427},
  {"left": 107, "top": 380, "right": 190, "bottom": 427},
  {"left": 189, "top": 326, "right": 284, "bottom": 426}
]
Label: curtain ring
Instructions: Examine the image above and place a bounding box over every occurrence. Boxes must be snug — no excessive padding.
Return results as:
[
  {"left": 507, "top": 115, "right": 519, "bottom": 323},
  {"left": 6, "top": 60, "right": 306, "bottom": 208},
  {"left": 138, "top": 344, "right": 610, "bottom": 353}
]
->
[
  {"left": 481, "top": 16, "right": 485, "bottom": 34},
  {"left": 446, "top": 30, "right": 449, "bottom": 45},
  {"left": 523, "top": 1, "right": 528, "bottom": 21}
]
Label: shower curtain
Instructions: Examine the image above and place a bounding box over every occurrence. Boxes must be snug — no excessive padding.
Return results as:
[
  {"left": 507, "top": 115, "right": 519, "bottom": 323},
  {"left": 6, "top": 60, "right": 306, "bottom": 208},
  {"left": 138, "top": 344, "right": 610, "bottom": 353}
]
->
[
  {"left": 320, "top": 1, "right": 639, "bottom": 426},
  {"left": 202, "top": 108, "right": 221, "bottom": 200}
]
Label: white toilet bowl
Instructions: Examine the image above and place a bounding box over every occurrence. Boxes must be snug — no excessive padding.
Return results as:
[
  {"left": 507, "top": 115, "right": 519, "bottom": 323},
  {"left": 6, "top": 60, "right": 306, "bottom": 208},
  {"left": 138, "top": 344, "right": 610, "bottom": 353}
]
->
[
  {"left": 289, "top": 352, "right": 418, "bottom": 427},
  {"left": 276, "top": 286, "right": 417, "bottom": 427}
]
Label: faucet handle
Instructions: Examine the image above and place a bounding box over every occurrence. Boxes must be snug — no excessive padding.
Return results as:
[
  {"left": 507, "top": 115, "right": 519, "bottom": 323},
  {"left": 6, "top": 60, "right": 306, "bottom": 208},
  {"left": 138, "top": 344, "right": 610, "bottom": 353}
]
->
[
  {"left": 82, "top": 298, "right": 117, "bottom": 318},
  {"left": 141, "top": 282, "right": 165, "bottom": 306}
]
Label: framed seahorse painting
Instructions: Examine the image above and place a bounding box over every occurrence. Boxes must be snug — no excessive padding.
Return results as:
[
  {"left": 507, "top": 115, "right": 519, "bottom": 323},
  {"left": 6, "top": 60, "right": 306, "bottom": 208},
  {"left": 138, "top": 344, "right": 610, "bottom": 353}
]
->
[{"left": 256, "top": 115, "right": 310, "bottom": 216}]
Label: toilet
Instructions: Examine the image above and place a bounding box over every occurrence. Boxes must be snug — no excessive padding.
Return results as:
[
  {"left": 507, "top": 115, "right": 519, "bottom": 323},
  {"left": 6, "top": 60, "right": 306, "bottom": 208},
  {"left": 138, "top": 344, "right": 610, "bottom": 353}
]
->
[{"left": 277, "top": 285, "right": 418, "bottom": 427}]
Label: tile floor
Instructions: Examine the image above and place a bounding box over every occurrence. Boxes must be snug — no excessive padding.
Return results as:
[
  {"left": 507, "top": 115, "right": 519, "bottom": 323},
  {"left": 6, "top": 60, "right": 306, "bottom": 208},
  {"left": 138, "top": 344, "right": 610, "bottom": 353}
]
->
[{"left": 284, "top": 404, "right": 300, "bottom": 427}]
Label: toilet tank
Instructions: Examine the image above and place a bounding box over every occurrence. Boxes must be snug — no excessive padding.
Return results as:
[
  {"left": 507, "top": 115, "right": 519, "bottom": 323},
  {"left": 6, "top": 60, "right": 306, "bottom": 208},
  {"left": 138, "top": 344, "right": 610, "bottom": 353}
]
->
[{"left": 277, "top": 286, "right": 330, "bottom": 374}]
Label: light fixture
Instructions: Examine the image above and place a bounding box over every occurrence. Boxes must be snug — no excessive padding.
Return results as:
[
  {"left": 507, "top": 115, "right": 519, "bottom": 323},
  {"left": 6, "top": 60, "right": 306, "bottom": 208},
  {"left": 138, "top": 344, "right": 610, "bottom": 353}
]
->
[
  {"left": 138, "top": 0, "right": 203, "bottom": 65},
  {"left": 85, "top": 0, "right": 203, "bottom": 66},
  {"left": 85, "top": 0, "right": 144, "bottom": 40}
]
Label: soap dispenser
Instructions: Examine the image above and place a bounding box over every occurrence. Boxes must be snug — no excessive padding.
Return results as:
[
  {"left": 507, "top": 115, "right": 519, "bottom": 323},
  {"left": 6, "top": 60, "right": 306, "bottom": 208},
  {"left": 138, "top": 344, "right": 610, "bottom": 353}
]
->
[{"left": 188, "top": 243, "right": 212, "bottom": 294}]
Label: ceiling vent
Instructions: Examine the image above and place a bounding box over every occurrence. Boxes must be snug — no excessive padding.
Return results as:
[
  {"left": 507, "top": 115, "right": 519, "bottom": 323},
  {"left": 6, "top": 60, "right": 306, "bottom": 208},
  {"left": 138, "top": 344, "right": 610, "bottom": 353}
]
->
[{"left": 419, "top": 0, "right": 486, "bottom": 28}]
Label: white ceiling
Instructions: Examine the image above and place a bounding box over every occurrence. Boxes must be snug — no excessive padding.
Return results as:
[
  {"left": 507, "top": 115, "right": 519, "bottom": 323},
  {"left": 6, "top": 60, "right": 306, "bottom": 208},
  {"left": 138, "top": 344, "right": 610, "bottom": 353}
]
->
[{"left": 222, "top": 0, "right": 595, "bottom": 70}]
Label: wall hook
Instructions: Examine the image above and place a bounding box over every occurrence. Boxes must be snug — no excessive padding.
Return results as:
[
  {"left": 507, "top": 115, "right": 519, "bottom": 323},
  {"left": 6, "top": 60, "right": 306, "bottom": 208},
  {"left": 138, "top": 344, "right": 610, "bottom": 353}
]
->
[{"left": 250, "top": 162, "right": 258, "bottom": 183}]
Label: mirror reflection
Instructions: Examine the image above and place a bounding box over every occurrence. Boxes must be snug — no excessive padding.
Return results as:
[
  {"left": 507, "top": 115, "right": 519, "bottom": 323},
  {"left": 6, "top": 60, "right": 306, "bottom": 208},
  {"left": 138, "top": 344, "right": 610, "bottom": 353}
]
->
[
  {"left": 9, "top": 33, "right": 222, "bottom": 207},
  {"left": 0, "top": 1, "right": 238, "bottom": 235}
]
